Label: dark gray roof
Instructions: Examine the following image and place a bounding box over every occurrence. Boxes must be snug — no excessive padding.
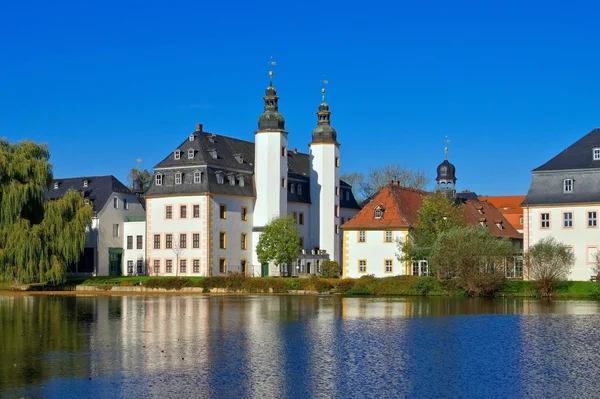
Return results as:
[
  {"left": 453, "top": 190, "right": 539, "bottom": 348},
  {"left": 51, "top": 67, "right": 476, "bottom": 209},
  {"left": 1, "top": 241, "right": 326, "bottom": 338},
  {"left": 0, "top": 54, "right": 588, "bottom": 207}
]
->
[
  {"left": 534, "top": 128, "right": 600, "bottom": 171},
  {"left": 456, "top": 191, "right": 479, "bottom": 201},
  {"left": 522, "top": 169, "right": 600, "bottom": 206},
  {"left": 146, "top": 129, "right": 361, "bottom": 209},
  {"left": 43, "top": 175, "right": 132, "bottom": 212}
]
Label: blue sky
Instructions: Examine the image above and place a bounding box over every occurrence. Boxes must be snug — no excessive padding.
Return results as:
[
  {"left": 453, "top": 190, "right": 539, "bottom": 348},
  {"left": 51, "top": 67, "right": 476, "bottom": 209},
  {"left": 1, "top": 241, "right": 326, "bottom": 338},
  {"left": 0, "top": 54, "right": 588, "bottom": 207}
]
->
[{"left": 1, "top": 0, "right": 599, "bottom": 195}]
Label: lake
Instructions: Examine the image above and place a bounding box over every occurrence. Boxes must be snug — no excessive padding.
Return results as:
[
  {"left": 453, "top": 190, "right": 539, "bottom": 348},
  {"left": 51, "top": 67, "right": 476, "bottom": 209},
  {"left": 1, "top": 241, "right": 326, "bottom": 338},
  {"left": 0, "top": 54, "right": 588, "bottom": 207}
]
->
[{"left": 2, "top": 294, "right": 600, "bottom": 398}]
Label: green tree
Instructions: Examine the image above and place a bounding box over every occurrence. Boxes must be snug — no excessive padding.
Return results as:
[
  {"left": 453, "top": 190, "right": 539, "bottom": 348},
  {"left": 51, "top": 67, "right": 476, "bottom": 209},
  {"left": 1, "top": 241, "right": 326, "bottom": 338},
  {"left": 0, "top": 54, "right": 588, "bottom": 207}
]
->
[
  {"left": 525, "top": 237, "right": 575, "bottom": 296},
  {"left": 256, "top": 215, "right": 301, "bottom": 269},
  {"left": 342, "top": 164, "right": 430, "bottom": 201},
  {"left": 399, "top": 193, "right": 466, "bottom": 265},
  {"left": 320, "top": 260, "right": 341, "bottom": 278},
  {"left": 0, "top": 139, "right": 93, "bottom": 285},
  {"left": 429, "top": 227, "right": 516, "bottom": 296},
  {"left": 127, "top": 168, "right": 152, "bottom": 191}
]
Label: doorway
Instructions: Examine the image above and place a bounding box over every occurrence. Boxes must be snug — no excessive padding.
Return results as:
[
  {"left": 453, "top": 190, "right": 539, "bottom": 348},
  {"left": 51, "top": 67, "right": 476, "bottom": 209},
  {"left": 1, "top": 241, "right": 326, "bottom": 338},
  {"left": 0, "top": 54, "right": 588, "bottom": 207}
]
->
[{"left": 108, "top": 248, "right": 123, "bottom": 276}]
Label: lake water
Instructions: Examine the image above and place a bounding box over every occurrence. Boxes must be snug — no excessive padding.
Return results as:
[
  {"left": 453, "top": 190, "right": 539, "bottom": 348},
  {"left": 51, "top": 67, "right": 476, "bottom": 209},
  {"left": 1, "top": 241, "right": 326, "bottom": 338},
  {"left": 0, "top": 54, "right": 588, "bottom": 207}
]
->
[{"left": 2, "top": 295, "right": 600, "bottom": 399}]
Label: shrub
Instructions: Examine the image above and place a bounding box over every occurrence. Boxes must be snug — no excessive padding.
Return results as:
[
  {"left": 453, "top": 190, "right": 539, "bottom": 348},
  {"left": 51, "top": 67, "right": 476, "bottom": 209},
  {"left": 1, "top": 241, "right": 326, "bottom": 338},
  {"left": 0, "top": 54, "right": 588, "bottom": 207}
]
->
[
  {"left": 145, "top": 277, "right": 194, "bottom": 291},
  {"left": 333, "top": 279, "right": 355, "bottom": 294},
  {"left": 320, "top": 261, "right": 341, "bottom": 278},
  {"left": 346, "top": 287, "right": 374, "bottom": 295},
  {"left": 525, "top": 237, "right": 575, "bottom": 296},
  {"left": 224, "top": 273, "right": 246, "bottom": 291},
  {"left": 121, "top": 281, "right": 134, "bottom": 287},
  {"left": 413, "top": 277, "right": 436, "bottom": 295},
  {"left": 314, "top": 280, "right": 334, "bottom": 293}
]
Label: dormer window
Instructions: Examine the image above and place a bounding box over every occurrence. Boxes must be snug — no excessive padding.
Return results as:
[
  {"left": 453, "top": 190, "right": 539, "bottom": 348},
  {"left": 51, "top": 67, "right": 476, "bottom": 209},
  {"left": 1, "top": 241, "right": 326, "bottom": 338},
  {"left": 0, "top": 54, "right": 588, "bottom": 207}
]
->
[
  {"left": 83, "top": 179, "right": 89, "bottom": 188},
  {"left": 216, "top": 171, "right": 224, "bottom": 184},
  {"left": 189, "top": 134, "right": 195, "bottom": 142},
  {"left": 233, "top": 153, "right": 243, "bottom": 164},
  {"left": 84, "top": 198, "right": 90, "bottom": 206},
  {"left": 594, "top": 148, "right": 600, "bottom": 160},
  {"left": 479, "top": 218, "right": 487, "bottom": 227},
  {"left": 208, "top": 134, "right": 217, "bottom": 143},
  {"left": 188, "top": 149, "right": 194, "bottom": 159},
  {"left": 155, "top": 174, "right": 163, "bottom": 185},
  {"left": 290, "top": 183, "right": 295, "bottom": 194},
  {"left": 208, "top": 149, "right": 218, "bottom": 159},
  {"left": 496, "top": 221, "right": 503, "bottom": 230},
  {"left": 174, "top": 150, "right": 181, "bottom": 160},
  {"left": 477, "top": 207, "right": 484, "bottom": 215},
  {"left": 194, "top": 171, "right": 202, "bottom": 184},
  {"left": 297, "top": 184, "right": 302, "bottom": 195},
  {"left": 237, "top": 175, "right": 245, "bottom": 187},
  {"left": 53, "top": 182, "right": 59, "bottom": 190},
  {"left": 175, "top": 172, "right": 182, "bottom": 185},
  {"left": 563, "top": 179, "right": 573, "bottom": 193},
  {"left": 374, "top": 206, "right": 384, "bottom": 219},
  {"left": 227, "top": 173, "right": 235, "bottom": 186}
]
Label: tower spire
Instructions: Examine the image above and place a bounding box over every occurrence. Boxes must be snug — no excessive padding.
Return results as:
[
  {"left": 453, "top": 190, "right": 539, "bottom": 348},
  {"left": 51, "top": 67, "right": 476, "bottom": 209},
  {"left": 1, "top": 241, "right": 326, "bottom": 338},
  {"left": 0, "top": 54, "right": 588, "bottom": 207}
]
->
[
  {"left": 444, "top": 136, "right": 450, "bottom": 160},
  {"left": 311, "top": 78, "right": 338, "bottom": 144},
  {"left": 256, "top": 57, "right": 286, "bottom": 133}
]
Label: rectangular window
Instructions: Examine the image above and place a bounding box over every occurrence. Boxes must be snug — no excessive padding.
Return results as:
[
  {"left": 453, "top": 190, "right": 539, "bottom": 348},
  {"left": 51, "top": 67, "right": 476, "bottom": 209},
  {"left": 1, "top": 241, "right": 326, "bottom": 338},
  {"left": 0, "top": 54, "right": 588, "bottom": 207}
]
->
[
  {"left": 124, "top": 199, "right": 129, "bottom": 210},
  {"left": 155, "top": 174, "right": 163, "bottom": 185},
  {"left": 220, "top": 232, "right": 227, "bottom": 249},
  {"left": 180, "top": 259, "right": 187, "bottom": 273},
  {"left": 180, "top": 205, "right": 187, "bottom": 218},
  {"left": 193, "top": 233, "right": 200, "bottom": 248},
  {"left": 180, "top": 233, "right": 187, "bottom": 248},
  {"left": 335, "top": 157, "right": 340, "bottom": 167},
  {"left": 166, "top": 234, "right": 173, "bottom": 249},
  {"left": 335, "top": 225, "right": 339, "bottom": 235},
  {"left": 127, "top": 260, "right": 134, "bottom": 275},
  {"left": 588, "top": 211, "right": 597, "bottom": 227},
  {"left": 194, "top": 171, "right": 201, "bottom": 183},
  {"left": 595, "top": 148, "right": 600, "bottom": 160},
  {"left": 219, "top": 258, "right": 227, "bottom": 274},
  {"left": 358, "top": 231, "right": 366, "bottom": 243},
  {"left": 299, "top": 212, "right": 304, "bottom": 225},
  {"left": 241, "top": 233, "right": 247, "bottom": 250},
  {"left": 127, "top": 235, "right": 133, "bottom": 249},
  {"left": 385, "top": 231, "right": 393, "bottom": 243},
  {"left": 241, "top": 206, "right": 248, "bottom": 221},
  {"left": 193, "top": 205, "right": 200, "bottom": 218},
  {"left": 385, "top": 259, "right": 393, "bottom": 273},
  {"left": 137, "top": 260, "right": 143, "bottom": 274},
  {"left": 281, "top": 178, "right": 285, "bottom": 188},
  {"left": 175, "top": 173, "right": 182, "bottom": 185},
  {"left": 136, "top": 235, "right": 143, "bottom": 249},
  {"left": 154, "top": 234, "right": 161, "bottom": 249},
  {"left": 336, "top": 186, "right": 340, "bottom": 196},
  {"left": 563, "top": 212, "right": 573, "bottom": 228},
  {"left": 113, "top": 224, "right": 120, "bottom": 237},
  {"left": 193, "top": 259, "right": 200, "bottom": 273},
  {"left": 359, "top": 260, "right": 367, "bottom": 273},
  {"left": 281, "top": 146, "right": 286, "bottom": 157},
  {"left": 166, "top": 206, "right": 173, "bottom": 219},
  {"left": 113, "top": 197, "right": 118, "bottom": 209},
  {"left": 541, "top": 213, "right": 550, "bottom": 229},
  {"left": 153, "top": 260, "right": 160, "bottom": 274},
  {"left": 335, "top": 205, "right": 339, "bottom": 217},
  {"left": 166, "top": 259, "right": 173, "bottom": 273},
  {"left": 220, "top": 204, "right": 227, "bottom": 219},
  {"left": 563, "top": 179, "right": 573, "bottom": 193}
]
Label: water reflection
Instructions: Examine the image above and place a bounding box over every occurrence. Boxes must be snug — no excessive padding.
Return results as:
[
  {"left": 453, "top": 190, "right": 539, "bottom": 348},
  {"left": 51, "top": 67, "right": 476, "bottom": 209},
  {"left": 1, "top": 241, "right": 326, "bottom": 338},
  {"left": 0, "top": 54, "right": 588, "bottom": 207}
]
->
[{"left": 2, "top": 295, "right": 600, "bottom": 398}]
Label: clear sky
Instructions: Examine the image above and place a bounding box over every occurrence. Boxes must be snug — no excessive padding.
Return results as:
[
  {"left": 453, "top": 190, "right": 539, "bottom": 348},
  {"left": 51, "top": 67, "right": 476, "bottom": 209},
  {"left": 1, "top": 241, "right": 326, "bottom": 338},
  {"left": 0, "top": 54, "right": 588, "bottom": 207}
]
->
[{"left": 1, "top": 0, "right": 599, "bottom": 195}]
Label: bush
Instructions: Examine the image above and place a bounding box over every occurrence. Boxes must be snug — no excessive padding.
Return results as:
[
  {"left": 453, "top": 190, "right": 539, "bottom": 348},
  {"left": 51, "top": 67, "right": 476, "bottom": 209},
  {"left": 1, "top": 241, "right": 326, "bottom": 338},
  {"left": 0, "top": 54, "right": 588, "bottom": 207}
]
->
[
  {"left": 346, "top": 287, "right": 374, "bottom": 295},
  {"left": 320, "top": 260, "right": 341, "bottom": 278},
  {"left": 332, "top": 279, "right": 356, "bottom": 293},
  {"left": 314, "top": 280, "right": 334, "bottom": 293},
  {"left": 121, "top": 281, "right": 134, "bottom": 287},
  {"left": 525, "top": 237, "right": 575, "bottom": 296},
  {"left": 413, "top": 277, "right": 436, "bottom": 295},
  {"left": 145, "top": 277, "right": 194, "bottom": 291}
]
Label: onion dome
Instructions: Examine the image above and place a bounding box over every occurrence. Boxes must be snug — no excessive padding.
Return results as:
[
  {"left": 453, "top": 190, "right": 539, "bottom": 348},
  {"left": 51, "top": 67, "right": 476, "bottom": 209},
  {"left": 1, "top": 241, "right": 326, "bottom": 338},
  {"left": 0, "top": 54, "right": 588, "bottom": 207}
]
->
[
  {"left": 257, "top": 71, "right": 286, "bottom": 132},
  {"left": 311, "top": 88, "right": 338, "bottom": 144}
]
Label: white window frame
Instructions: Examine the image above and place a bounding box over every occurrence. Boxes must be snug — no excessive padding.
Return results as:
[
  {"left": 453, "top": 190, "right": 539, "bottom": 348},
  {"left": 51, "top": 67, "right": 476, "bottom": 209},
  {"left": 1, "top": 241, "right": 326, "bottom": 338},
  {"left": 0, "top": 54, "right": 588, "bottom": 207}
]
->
[
  {"left": 358, "top": 260, "right": 367, "bottom": 273},
  {"left": 594, "top": 148, "right": 600, "bottom": 160},
  {"left": 541, "top": 213, "right": 550, "bottom": 228},
  {"left": 563, "top": 179, "right": 573, "bottom": 193},
  {"left": 194, "top": 171, "right": 201, "bottom": 184},
  {"left": 83, "top": 179, "right": 88, "bottom": 188},
  {"left": 113, "top": 197, "right": 118, "bottom": 209},
  {"left": 174, "top": 150, "right": 181, "bottom": 160},
  {"left": 385, "top": 259, "right": 393, "bottom": 273},
  {"left": 563, "top": 212, "right": 573, "bottom": 228},
  {"left": 358, "top": 231, "right": 366, "bottom": 243},
  {"left": 588, "top": 211, "right": 597, "bottom": 227},
  {"left": 216, "top": 172, "right": 224, "bottom": 184},
  {"left": 385, "top": 231, "right": 393, "bottom": 242},
  {"left": 124, "top": 198, "right": 129, "bottom": 210},
  {"left": 112, "top": 223, "right": 120, "bottom": 237},
  {"left": 374, "top": 207, "right": 383, "bottom": 219},
  {"left": 188, "top": 149, "right": 194, "bottom": 159},
  {"left": 175, "top": 172, "right": 182, "bottom": 185},
  {"left": 155, "top": 174, "right": 163, "bottom": 185}
]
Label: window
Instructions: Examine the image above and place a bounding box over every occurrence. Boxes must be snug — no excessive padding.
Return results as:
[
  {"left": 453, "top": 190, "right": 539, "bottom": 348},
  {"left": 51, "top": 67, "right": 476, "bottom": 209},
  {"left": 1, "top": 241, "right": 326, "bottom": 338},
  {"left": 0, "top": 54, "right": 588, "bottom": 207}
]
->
[
  {"left": 153, "top": 260, "right": 160, "bottom": 274},
  {"left": 281, "top": 178, "right": 286, "bottom": 188},
  {"left": 241, "top": 233, "right": 247, "bottom": 250},
  {"left": 137, "top": 260, "right": 143, "bottom": 274},
  {"left": 180, "top": 205, "right": 187, "bottom": 218},
  {"left": 541, "top": 213, "right": 550, "bottom": 229},
  {"left": 282, "top": 146, "right": 286, "bottom": 157},
  {"left": 136, "top": 235, "right": 143, "bottom": 249},
  {"left": 180, "top": 234, "right": 187, "bottom": 248},
  {"left": 127, "top": 260, "right": 134, "bottom": 275},
  {"left": 174, "top": 150, "right": 181, "bottom": 160},
  {"left": 217, "top": 172, "right": 224, "bottom": 184},
  {"left": 594, "top": 148, "right": 600, "bottom": 160},
  {"left": 219, "top": 232, "right": 227, "bottom": 249},
  {"left": 194, "top": 172, "right": 201, "bottom": 184},
  {"left": 297, "top": 185, "right": 302, "bottom": 195},
  {"left": 336, "top": 225, "right": 339, "bottom": 235},
  {"left": 83, "top": 179, "right": 88, "bottom": 188},
  {"left": 113, "top": 197, "right": 118, "bottom": 209},
  {"left": 385, "top": 231, "right": 393, "bottom": 243},
  {"left": 166, "top": 259, "right": 173, "bottom": 273},
  {"left": 335, "top": 205, "right": 339, "bottom": 217},
  {"left": 412, "top": 260, "right": 429, "bottom": 276},
  {"left": 188, "top": 149, "right": 194, "bottom": 159},
  {"left": 241, "top": 206, "right": 248, "bottom": 221},
  {"left": 238, "top": 175, "right": 245, "bottom": 187},
  {"left": 193, "top": 259, "right": 200, "bottom": 273},
  {"left": 193, "top": 205, "right": 200, "bottom": 218},
  {"left": 496, "top": 222, "right": 504, "bottom": 230},
  {"left": 127, "top": 235, "right": 133, "bottom": 249},
  {"left": 385, "top": 259, "right": 393, "bottom": 273},
  {"left": 563, "top": 212, "right": 573, "bottom": 228},
  {"left": 241, "top": 259, "right": 247, "bottom": 275},
  {"left": 291, "top": 183, "right": 295, "bottom": 194},
  {"left": 358, "top": 231, "right": 366, "bottom": 243},
  {"left": 563, "top": 179, "right": 573, "bottom": 193},
  {"left": 220, "top": 204, "right": 227, "bottom": 219},
  {"left": 359, "top": 260, "right": 367, "bottom": 273},
  {"left": 154, "top": 235, "right": 161, "bottom": 249},
  {"left": 193, "top": 233, "right": 200, "bottom": 248},
  {"left": 180, "top": 259, "right": 187, "bottom": 273},
  {"left": 589, "top": 211, "right": 597, "bottom": 227},
  {"left": 112, "top": 224, "right": 120, "bottom": 237},
  {"left": 336, "top": 186, "right": 340, "bottom": 196},
  {"left": 53, "top": 182, "right": 59, "bottom": 190},
  {"left": 345, "top": 191, "right": 350, "bottom": 201},
  {"left": 228, "top": 174, "right": 235, "bottom": 186},
  {"left": 123, "top": 199, "right": 129, "bottom": 210},
  {"left": 175, "top": 173, "right": 182, "bottom": 185},
  {"left": 299, "top": 212, "right": 304, "bottom": 225},
  {"left": 335, "top": 157, "right": 340, "bottom": 167},
  {"left": 166, "top": 234, "right": 173, "bottom": 249},
  {"left": 520, "top": 217, "right": 524, "bottom": 225},
  {"left": 219, "top": 258, "right": 227, "bottom": 274},
  {"left": 155, "top": 174, "right": 163, "bottom": 185}
]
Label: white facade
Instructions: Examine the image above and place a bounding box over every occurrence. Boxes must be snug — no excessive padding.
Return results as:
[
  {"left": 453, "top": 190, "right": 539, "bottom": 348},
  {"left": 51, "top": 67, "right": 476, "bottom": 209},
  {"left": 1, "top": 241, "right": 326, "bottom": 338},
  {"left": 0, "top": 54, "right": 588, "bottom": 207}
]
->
[
  {"left": 343, "top": 229, "right": 408, "bottom": 278},
  {"left": 123, "top": 219, "right": 146, "bottom": 276},
  {"left": 524, "top": 204, "right": 600, "bottom": 281}
]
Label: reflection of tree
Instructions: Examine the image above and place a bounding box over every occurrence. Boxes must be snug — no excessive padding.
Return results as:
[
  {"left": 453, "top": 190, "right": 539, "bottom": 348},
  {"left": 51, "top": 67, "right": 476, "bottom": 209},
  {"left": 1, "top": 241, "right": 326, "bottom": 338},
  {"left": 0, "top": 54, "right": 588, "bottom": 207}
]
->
[{"left": 0, "top": 296, "right": 91, "bottom": 391}]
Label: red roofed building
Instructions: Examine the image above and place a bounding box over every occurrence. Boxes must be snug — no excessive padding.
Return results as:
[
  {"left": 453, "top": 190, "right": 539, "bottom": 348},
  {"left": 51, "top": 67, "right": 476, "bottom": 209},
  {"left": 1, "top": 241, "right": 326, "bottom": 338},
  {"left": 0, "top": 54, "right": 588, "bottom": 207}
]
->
[{"left": 478, "top": 195, "right": 526, "bottom": 233}]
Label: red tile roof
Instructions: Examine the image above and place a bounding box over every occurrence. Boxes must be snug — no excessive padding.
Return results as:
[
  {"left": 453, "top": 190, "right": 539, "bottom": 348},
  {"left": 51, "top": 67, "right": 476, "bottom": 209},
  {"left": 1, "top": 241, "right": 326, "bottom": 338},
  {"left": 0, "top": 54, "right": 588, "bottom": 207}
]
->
[{"left": 477, "top": 195, "right": 525, "bottom": 231}]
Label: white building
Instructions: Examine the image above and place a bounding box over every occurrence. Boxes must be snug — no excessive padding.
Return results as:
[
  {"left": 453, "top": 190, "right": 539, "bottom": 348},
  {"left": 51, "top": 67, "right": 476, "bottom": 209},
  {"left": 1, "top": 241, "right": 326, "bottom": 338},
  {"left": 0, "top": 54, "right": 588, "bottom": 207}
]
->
[
  {"left": 523, "top": 128, "right": 600, "bottom": 280},
  {"left": 143, "top": 73, "right": 361, "bottom": 277}
]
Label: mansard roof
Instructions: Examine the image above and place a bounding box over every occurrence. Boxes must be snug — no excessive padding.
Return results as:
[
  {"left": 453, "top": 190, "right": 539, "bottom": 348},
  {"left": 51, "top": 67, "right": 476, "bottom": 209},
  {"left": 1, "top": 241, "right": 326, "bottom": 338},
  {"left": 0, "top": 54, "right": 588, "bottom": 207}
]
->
[
  {"left": 43, "top": 175, "right": 132, "bottom": 212},
  {"left": 533, "top": 128, "right": 600, "bottom": 171}
]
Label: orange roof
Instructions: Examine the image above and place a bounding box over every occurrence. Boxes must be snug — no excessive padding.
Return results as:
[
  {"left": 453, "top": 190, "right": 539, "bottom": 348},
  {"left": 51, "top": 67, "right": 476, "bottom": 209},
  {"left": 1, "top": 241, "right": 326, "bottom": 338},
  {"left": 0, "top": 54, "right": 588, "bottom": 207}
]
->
[
  {"left": 478, "top": 195, "right": 525, "bottom": 231},
  {"left": 462, "top": 199, "right": 522, "bottom": 239}
]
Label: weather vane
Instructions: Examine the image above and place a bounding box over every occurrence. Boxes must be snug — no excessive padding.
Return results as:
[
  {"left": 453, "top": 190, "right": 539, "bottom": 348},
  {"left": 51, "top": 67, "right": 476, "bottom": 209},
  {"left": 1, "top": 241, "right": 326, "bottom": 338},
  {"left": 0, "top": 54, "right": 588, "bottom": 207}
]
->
[
  {"left": 321, "top": 75, "right": 328, "bottom": 101},
  {"left": 444, "top": 137, "right": 450, "bottom": 160},
  {"left": 269, "top": 56, "right": 277, "bottom": 85},
  {"left": 136, "top": 157, "right": 142, "bottom": 169}
]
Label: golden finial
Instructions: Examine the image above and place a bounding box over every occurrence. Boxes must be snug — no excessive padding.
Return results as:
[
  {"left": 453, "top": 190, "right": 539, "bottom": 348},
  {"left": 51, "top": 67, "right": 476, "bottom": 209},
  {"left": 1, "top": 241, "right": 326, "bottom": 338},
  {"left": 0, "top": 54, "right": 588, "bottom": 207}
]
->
[
  {"left": 269, "top": 56, "right": 277, "bottom": 86},
  {"left": 321, "top": 76, "right": 328, "bottom": 102},
  {"left": 444, "top": 137, "right": 450, "bottom": 160}
]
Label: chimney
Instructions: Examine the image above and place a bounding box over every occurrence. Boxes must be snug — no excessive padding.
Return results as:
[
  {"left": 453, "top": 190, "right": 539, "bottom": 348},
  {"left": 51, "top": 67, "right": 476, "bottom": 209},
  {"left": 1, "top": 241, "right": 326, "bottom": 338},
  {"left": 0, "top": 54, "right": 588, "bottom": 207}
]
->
[
  {"left": 293, "top": 148, "right": 298, "bottom": 154},
  {"left": 196, "top": 123, "right": 203, "bottom": 132}
]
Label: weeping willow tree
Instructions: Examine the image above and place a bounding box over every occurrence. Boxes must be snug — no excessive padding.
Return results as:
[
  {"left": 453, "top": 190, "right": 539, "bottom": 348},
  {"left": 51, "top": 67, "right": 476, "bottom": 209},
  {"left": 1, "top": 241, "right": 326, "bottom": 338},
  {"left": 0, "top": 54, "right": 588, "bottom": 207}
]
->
[{"left": 0, "top": 139, "right": 93, "bottom": 285}]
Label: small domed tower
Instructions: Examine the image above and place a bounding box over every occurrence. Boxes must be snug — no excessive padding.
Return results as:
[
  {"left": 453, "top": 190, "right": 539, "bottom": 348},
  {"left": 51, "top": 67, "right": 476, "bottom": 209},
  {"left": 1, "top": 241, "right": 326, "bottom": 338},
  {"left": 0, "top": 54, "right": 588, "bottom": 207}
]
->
[{"left": 436, "top": 142, "right": 457, "bottom": 198}]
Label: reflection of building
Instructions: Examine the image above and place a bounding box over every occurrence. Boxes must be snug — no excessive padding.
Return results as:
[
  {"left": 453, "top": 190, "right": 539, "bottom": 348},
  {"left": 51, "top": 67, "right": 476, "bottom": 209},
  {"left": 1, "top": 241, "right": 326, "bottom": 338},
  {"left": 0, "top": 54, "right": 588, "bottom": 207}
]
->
[
  {"left": 342, "top": 147, "right": 522, "bottom": 278},
  {"left": 143, "top": 73, "right": 360, "bottom": 277},
  {"left": 43, "top": 175, "right": 145, "bottom": 276},
  {"left": 523, "top": 128, "right": 600, "bottom": 280}
]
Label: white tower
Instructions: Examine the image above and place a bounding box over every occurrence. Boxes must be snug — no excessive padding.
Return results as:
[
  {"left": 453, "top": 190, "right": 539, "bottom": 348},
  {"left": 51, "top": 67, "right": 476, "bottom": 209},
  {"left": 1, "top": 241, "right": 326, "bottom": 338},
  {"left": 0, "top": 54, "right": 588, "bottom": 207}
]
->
[
  {"left": 309, "top": 87, "right": 340, "bottom": 262},
  {"left": 252, "top": 70, "right": 289, "bottom": 275}
]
